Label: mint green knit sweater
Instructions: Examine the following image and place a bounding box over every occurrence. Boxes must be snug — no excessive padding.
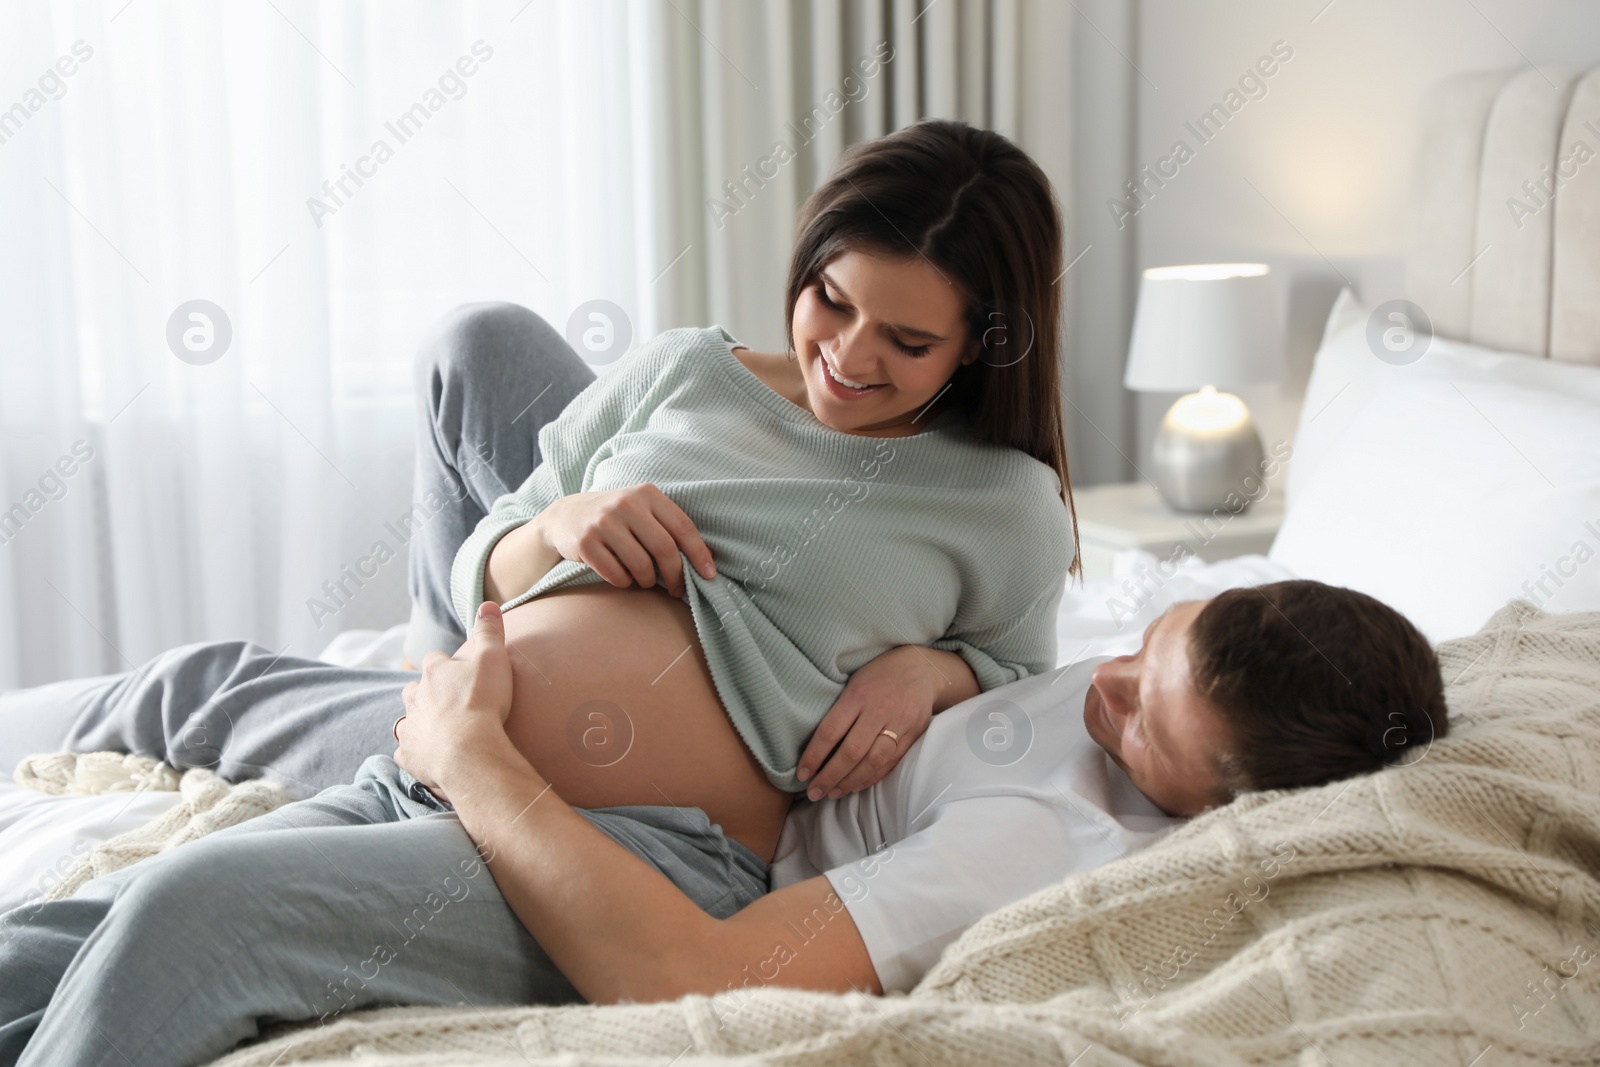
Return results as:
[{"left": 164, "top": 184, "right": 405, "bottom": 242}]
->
[{"left": 452, "top": 326, "right": 1076, "bottom": 792}]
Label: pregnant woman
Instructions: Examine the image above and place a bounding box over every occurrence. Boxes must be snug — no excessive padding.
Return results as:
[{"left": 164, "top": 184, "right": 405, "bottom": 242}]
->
[{"left": 0, "top": 119, "right": 1080, "bottom": 1066}]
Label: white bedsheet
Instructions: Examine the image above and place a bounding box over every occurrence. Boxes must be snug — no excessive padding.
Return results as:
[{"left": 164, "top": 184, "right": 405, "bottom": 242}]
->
[{"left": 0, "top": 782, "right": 187, "bottom": 915}]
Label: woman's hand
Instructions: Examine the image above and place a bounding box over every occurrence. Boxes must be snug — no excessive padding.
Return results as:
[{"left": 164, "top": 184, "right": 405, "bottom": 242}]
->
[
  {"left": 395, "top": 601, "right": 516, "bottom": 802},
  {"left": 537, "top": 483, "right": 717, "bottom": 599},
  {"left": 796, "top": 645, "right": 944, "bottom": 801}
]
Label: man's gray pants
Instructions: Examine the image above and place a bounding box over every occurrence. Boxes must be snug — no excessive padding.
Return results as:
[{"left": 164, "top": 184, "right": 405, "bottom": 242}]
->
[{"left": 0, "top": 305, "right": 770, "bottom": 1067}]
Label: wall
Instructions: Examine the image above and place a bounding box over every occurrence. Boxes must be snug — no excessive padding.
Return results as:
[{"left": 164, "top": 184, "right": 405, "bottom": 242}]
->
[{"left": 1110, "top": 0, "right": 1600, "bottom": 482}]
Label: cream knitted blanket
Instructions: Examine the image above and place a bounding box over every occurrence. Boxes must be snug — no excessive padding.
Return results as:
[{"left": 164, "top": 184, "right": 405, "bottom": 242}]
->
[
  {"left": 13, "top": 752, "right": 296, "bottom": 903},
  {"left": 32, "top": 599, "right": 1600, "bottom": 1066}
]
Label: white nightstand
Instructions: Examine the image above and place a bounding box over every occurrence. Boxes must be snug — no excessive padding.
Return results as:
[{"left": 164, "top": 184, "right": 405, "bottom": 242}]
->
[{"left": 1072, "top": 481, "right": 1285, "bottom": 581}]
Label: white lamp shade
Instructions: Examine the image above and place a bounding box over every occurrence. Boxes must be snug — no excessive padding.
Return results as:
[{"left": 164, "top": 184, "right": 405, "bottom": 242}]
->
[{"left": 1124, "top": 263, "right": 1284, "bottom": 392}]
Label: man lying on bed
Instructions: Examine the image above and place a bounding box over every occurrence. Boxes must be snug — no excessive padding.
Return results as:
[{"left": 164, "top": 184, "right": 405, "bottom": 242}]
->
[
  {"left": 392, "top": 579, "right": 1446, "bottom": 1003},
  {"left": 0, "top": 578, "right": 1445, "bottom": 1067}
]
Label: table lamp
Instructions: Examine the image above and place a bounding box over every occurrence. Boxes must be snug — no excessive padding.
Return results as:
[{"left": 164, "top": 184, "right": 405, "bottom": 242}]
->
[{"left": 1124, "top": 263, "right": 1284, "bottom": 513}]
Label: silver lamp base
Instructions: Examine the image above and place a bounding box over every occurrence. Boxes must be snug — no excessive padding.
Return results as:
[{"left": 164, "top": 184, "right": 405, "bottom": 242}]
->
[{"left": 1150, "top": 389, "right": 1264, "bottom": 513}]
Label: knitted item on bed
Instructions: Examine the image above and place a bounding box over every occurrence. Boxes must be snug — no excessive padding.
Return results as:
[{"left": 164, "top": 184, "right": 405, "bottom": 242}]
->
[
  {"left": 14, "top": 752, "right": 297, "bottom": 903},
  {"left": 187, "top": 598, "right": 1600, "bottom": 1067},
  {"left": 14, "top": 750, "right": 183, "bottom": 795}
]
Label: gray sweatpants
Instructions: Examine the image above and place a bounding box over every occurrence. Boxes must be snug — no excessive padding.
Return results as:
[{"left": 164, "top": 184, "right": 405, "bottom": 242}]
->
[
  {"left": 0, "top": 304, "right": 770, "bottom": 1067},
  {"left": 405, "top": 299, "right": 601, "bottom": 665}
]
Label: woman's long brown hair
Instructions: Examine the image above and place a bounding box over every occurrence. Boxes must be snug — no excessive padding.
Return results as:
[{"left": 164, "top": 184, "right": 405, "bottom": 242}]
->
[{"left": 784, "top": 118, "right": 1081, "bottom": 580}]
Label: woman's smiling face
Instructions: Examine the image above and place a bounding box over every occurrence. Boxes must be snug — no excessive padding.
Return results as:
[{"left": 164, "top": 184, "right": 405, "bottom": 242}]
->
[{"left": 789, "top": 248, "right": 978, "bottom": 437}]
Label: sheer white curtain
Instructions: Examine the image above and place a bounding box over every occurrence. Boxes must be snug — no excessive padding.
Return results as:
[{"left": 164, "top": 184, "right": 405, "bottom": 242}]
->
[{"left": 0, "top": 0, "right": 1062, "bottom": 689}]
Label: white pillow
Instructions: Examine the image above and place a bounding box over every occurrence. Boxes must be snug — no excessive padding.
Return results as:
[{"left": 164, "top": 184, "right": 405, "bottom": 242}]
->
[
  {"left": 1270, "top": 291, "right": 1600, "bottom": 645},
  {"left": 1285, "top": 288, "right": 1371, "bottom": 504}
]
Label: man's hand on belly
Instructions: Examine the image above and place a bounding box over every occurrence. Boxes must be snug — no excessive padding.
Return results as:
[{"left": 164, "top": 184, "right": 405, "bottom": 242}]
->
[
  {"left": 394, "top": 601, "right": 517, "bottom": 799},
  {"left": 396, "top": 599, "right": 885, "bottom": 1001}
]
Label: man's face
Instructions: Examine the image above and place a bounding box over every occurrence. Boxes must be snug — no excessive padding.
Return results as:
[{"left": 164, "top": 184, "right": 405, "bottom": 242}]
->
[{"left": 1082, "top": 599, "right": 1236, "bottom": 817}]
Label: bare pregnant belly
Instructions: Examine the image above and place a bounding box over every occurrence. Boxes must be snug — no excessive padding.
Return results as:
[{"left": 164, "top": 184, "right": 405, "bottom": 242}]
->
[{"left": 500, "top": 583, "right": 791, "bottom": 862}]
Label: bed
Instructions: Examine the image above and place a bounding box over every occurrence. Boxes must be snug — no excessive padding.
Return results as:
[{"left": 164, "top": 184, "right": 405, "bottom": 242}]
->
[{"left": 6, "top": 66, "right": 1600, "bottom": 1066}]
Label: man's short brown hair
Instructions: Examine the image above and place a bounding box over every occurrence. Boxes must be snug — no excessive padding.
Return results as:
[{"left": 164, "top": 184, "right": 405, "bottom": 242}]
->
[{"left": 1187, "top": 579, "right": 1448, "bottom": 799}]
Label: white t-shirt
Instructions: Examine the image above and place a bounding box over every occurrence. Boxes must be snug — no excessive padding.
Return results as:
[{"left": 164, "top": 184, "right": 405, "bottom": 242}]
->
[{"left": 768, "top": 655, "right": 1182, "bottom": 994}]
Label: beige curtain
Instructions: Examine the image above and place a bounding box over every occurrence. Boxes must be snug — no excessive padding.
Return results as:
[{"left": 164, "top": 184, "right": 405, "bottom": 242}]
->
[{"left": 629, "top": 0, "right": 1026, "bottom": 348}]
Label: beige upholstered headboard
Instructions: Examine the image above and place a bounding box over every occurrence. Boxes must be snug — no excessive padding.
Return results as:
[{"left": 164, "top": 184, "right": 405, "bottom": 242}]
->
[{"left": 1409, "top": 67, "right": 1600, "bottom": 365}]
